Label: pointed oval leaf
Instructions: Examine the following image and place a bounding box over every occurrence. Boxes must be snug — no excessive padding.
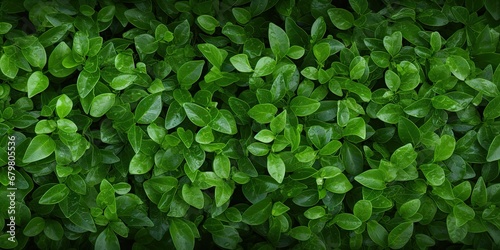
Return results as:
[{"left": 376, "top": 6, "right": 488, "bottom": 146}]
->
[
  {"left": 388, "top": 222, "right": 414, "bottom": 249},
  {"left": 23, "top": 134, "right": 56, "bottom": 163},
  {"left": 90, "top": 93, "right": 116, "bottom": 117},
  {"left": 39, "top": 184, "right": 69, "bottom": 205},
  {"left": 27, "top": 71, "right": 49, "bottom": 98},
  {"left": 177, "top": 60, "right": 205, "bottom": 88},
  {"left": 267, "top": 153, "right": 286, "bottom": 183},
  {"left": 135, "top": 93, "right": 162, "bottom": 124}
]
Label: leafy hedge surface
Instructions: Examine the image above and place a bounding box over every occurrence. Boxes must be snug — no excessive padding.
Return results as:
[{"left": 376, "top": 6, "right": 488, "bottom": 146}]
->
[{"left": 1, "top": 0, "right": 500, "bottom": 249}]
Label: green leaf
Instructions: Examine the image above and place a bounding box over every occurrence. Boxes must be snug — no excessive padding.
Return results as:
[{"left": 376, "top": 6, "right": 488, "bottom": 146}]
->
[
  {"left": 165, "top": 101, "right": 186, "bottom": 130},
  {"left": 311, "top": 17, "right": 326, "bottom": 43},
  {"left": 377, "top": 103, "right": 403, "bottom": 124},
  {"left": 271, "top": 74, "right": 286, "bottom": 102},
  {"left": 35, "top": 120, "right": 57, "bottom": 134},
  {"left": 39, "top": 23, "right": 71, "bottom": 47},
  {"left": 198, "top": 43, "right": 226, "bottom": 69},
  {"left": 484, "top": 96, "right": 500, "bottom": 119},
  {"left": 90, "top": 93, "right": 116, "bottom": 117},
  {"left": 383, "top": 31, "right": 402, "bottom": 56},
  {"left": 230, "top": 54, "right": 253, "bottom": 72},
  {"left": 404, "top": 99, "right": 432, "bottom": 118},
  {"left": 398, "top": 117, "right": 421, "bottom": 146},
  {"left": 342, "top": 142, "right": 363, "bottom": 175},
  {"left": 267, "top": 153, "right": 286, "bottom": 183},
  {"left": 453, "top": 202, "right": 475, "bottom": 227},
  {"left": 334, "top": 213, "right": 362, "bottom": 230},
  {"left": 23, "top": 134, "right": 56, "bottom": 163},
  {"left": 471, "top": 177, "right": 487, "bottom": 207},
  {"left": 430, "top": 32, "right": 442, "bottom": 52},
  {"left": 135, "top": 93, "right": 162, "bottom": 124},
  {"left": 418, "top": 9, "right": 449, "bottom": 26},
  {"left": 287, "top": 45, "right": 305, "bottom": 59},
  {"left": 371, "top": 51, "right": 390, "bottom": 68},
  {"left": 353, "top": 200, "right": 372, "bottom": 222},
  {"left": 344, "top": 81, "right": 372, "bottom": 102},
  {"left": 388, "top": 222, "right": 413, "bottom": 249},
  {"left": 72, "top": 31, "right": 89, "bottom": 57},
  {"left": 49, "top": 42, "right": 76, "bottom": 78},
  {"left": 270, "top": 110, "right": 287, "bottom": 134},
  {"left": 127, "top": 125, "right": 143, "bottom": 154},
  {"left": 77, "top": 69, "right": 100, "bottom": 98},
  {"left": 39, "top": 184, "right": 70, "bottom": 205},
  {"left": 304, "top": 206, "right": 326, "bottom": 220},
  {"left": 248, "top": 104, "right": 278, "bottom": 124},
  {"left": 349, "top": 56, "right": 367, "bottom": 80},
  {"left": 129, "top": 152, "right": 154, "bottom": 174},
  {"left": 289, "top": 226, "right": 312, "bottom": 241},
  {"left": 182, "top": 184, "right": 204, "bottom": 209},
  {"left": 95, "top": 228, "right": 120, "bottom": 250},
  {"left": 210, "top": 109, "right": 237, "bottom": 135},
  {"left": 398, "top": 199, "right": 421, "bottom": 219},
  {"left": 327, "top": 8, "right": 354, "bottom": 30},
  {"left": 0, "top": 54, "right": 18, "bottom": 79},
  {"left": 0, "top": 22, "right": 13, "bottom": 34},
  {"left": 115, "top": 52, "right": 135, "bottom": 73},
  {"left": 23, "top": 217, "right": 45, "bottom": 237},
  {"left": 367, "top": 221, "right": 388, "bottom": 247},
  {"left": 269, "top": 23, "right": 290, "bottom": 60},
  {"left": 253, "top": 57, "right": 276, "bottom": 77},
  {"left": 446, "top": 55, "right": 470, "bottom": 81},
  {"left": 325, "top": 173, "right": 353, "bottom": 194},
  {"left": 255, "top": 129, "right": 275, "bottom": 143},
  {"left": 215, "top": 182, "right": 234, "bottom": 207},
  {"left": 22, "top": 41, "right": 46, "bottom": 68},
  {"left": 183, "top": 102, "right": 211, "bottom": 127},
  {"left": 197, "top": 15, "right": 219, "bottom": 34},
  {"left": 397, "top": 61, "right": 420, "bottom": 91},
  {"left": 134, "top": 34, "right": 158, "bottom": 55},
  {"left": 290, "top": 96, "right": 320, "bottom": 116},
  {"left": 214, "top": 154, "right": 231, "bottom": 179},
  {"left": 242, "top": 197, "right": 273, "bottom": 225},
  {"left": 465, "top": 78, "right": 499, "bottom": 97},
  {"left": 420, "top": 164, "right": 445, "bottom": 186},
  {"left": 343, "top": 117, "right": 366, "bottom": 139},
  {"left": 27, "top": 71, "right": 49, "bottom": 98},
  {"left": 178, "top": 60, "right": 205, "bottom": 89},
  {"left": 349, "top": 0, "right": 368, "bottom": 14},
  {"left": 487, "top": 134, "right": 500, "bottom": 162},
  {"left": 434, "top": 135, "right": 455, "bottom": 162},
  {"left": 169, "top": 218, "right": 195, "bottom": 250},
  {"left": 232, "top": 8, "right": 252, "bottom": 24},
  {"left": 385, "top": 70, "right": 401, "bottom": 91},
  {"left": 485, "top": 0, "right": 500, "bottom": 20},
  {"left": 390, "top": 144, "right": 417, "bottom": 169},
  {"left": 447, "top": 214, "right": 467, "bottom": 243},
  {"left": 56, "top": 94, "right": 73, "bottom": 118},
  {"left": 57, "top": 119, "right": 78, "bottom": 133},
  {"left": 337, "top": 100, "right": 350, "bottom": 127},
  {"left": 222, "top": 22, "right": 247, "bottom": 44},
  {"left": 110, "top": 74, "right": 137, "bottom": 90},
  {"left": 97, "top": 5, "right": 115, "bottom": 22},
  {"left": 355, "top": 169, "right": 386, "bottom": 190}
]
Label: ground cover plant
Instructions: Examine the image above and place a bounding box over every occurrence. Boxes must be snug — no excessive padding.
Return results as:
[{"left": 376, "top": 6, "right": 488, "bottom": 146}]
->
[{"left": 1, "top": 0, "right": 500, "bottom": 249}]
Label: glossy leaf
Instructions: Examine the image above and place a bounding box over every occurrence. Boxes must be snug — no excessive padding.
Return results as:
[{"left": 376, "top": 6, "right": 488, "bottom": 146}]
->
[
  {"left": 23, "top": 135, "right": 56, "bottom": 163},
  {"left": 388, "top": 222, "right": 414, "bottom": 249},
  {"left": 27, "top": 71, "right": 49, "bottom": 98},
  {"left": 178, "top": 61, "right": 205, "bottom": 88}
]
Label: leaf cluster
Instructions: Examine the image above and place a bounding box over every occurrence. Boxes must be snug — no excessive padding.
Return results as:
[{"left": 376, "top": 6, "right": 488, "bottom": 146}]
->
[{"left": 1, "top": 0, "right": 500, "bottom": 249}]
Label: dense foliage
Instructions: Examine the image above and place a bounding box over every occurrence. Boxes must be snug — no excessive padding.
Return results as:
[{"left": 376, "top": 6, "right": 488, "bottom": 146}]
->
[{"left": 1, "top": 0, "right": 500, "bottom": 249}]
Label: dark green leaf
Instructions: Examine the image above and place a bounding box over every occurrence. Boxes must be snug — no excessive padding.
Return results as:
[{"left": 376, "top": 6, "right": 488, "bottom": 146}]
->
[{"left": 388, "top": 222, "right": 413, "bottom": 249}]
